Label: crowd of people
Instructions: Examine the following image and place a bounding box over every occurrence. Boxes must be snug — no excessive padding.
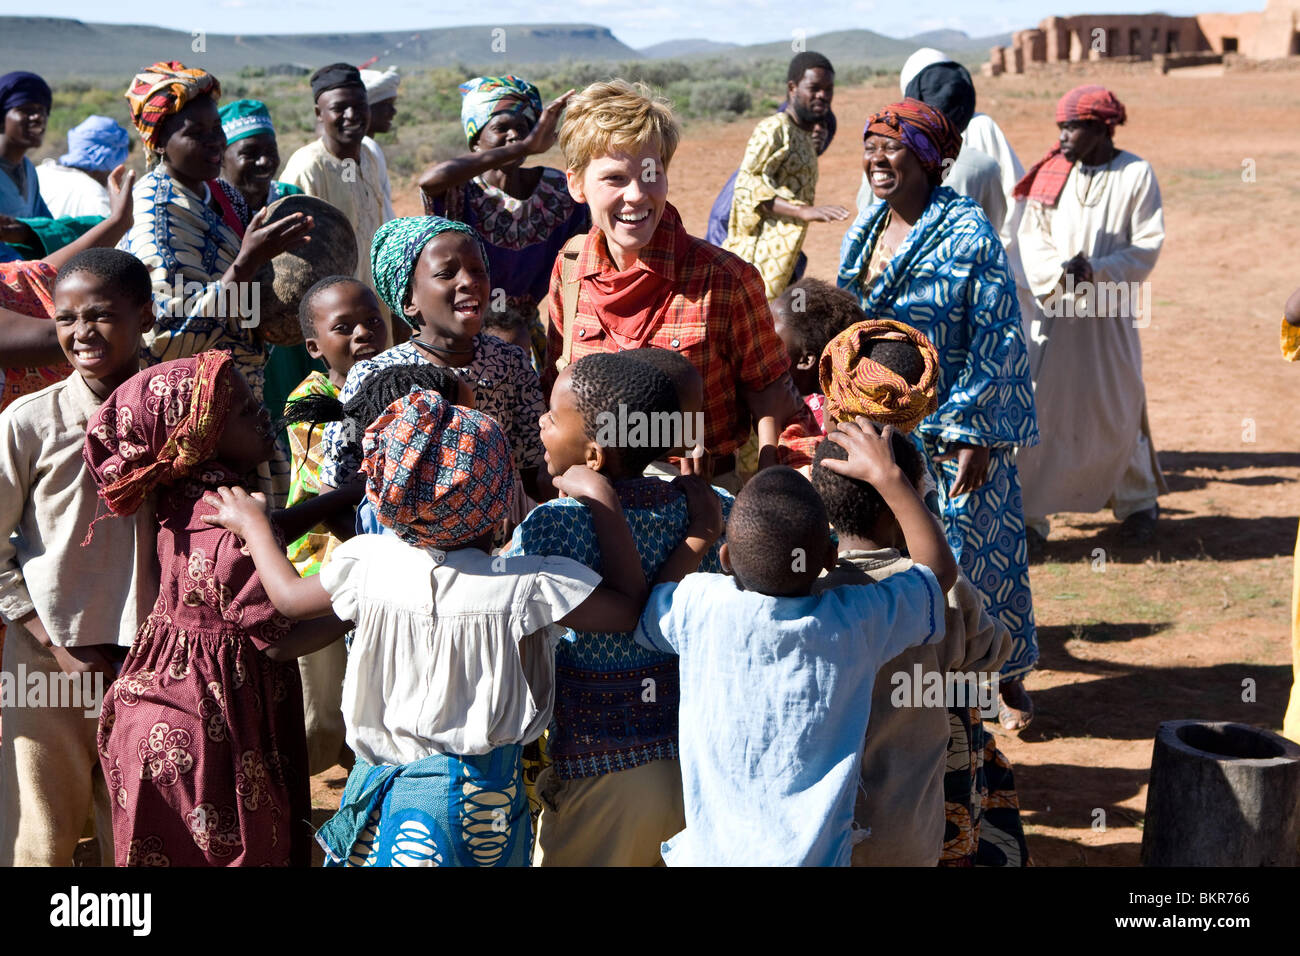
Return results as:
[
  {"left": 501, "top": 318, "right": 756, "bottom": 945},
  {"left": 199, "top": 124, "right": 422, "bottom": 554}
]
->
[{"left": 0, "top": 43, "right": 1183, "bottom": 867}]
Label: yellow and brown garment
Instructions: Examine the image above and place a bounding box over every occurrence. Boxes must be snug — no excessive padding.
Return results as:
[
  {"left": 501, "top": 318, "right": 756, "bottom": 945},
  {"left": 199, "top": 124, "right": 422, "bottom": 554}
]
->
[{"left": 819, "top": 318, "right": 939, "bottom": 432}]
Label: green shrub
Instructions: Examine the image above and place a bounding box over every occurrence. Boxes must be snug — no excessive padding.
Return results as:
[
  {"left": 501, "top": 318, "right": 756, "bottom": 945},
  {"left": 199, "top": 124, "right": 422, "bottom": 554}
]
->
[{"left": 688, "top": 80, "right": 752, "bottom": 118}]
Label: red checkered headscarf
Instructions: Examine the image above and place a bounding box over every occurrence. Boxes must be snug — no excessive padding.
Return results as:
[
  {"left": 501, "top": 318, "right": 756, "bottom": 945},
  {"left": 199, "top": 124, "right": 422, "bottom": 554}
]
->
[
  {"left": 361, "top": 389, "right": 514, "bottom": 549},
  {"left": 819, "top": 319, "right": 939, "bottom": 433},
  {"left": 864, "top": 98, "right": 962, "bottom": 185},
  {"left": 83, "top": 351, "right": 235, "bottom": 521},
  {"left": 1014, "top": 85, "right": 1127, "bottom": 206},
  {"left": 125, "top": 61, "right": 221, "bottom": 164}
]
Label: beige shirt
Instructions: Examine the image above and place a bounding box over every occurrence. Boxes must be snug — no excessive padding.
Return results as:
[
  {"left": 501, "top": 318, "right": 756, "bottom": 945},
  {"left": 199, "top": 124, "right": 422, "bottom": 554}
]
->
[
  {"left": 280, "top": 138, "right": 395, "bottom": 294},
  {"left": 0, "top": 373, "right": 158, "bottom": 647},
  {"left": 817, "top": 549, "right": 1010, "bottom": 866}
]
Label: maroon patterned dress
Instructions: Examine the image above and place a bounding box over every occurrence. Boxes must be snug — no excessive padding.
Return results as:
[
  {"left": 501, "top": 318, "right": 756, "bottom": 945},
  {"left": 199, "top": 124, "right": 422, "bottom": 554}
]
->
[{"left": 97, "top": 467, "right": 311, "bottom": 866}]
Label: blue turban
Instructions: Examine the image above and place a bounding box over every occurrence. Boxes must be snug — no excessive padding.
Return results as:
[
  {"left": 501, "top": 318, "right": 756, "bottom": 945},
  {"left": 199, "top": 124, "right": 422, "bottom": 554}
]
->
[
  {"left": 458, "top": 76, "right": 541, "bottom": 145},
  {"left": 0, "top": 71, "right": 52, "bottom": 114},
  {"left": 59, "top": 115, "right": 130, "bottom": 172}
]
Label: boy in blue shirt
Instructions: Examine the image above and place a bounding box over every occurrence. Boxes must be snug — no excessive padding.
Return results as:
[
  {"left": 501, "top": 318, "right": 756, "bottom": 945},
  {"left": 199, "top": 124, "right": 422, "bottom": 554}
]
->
[{"left": 635, "top": 417, "right": 957, "bottom": 865}]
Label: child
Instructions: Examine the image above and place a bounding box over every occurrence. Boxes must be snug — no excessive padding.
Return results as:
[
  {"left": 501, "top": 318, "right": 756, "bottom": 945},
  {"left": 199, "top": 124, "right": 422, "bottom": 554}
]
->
[
  {"left": 84, "top": 351, "right": 350, "bottom": 867},
  {"left": 810, "top": 432, "right": 1011, "bottom": 866},
  {"left": 281, "top": 274, "right": 391, "bottom": 775},
  {"left": 771, "top": 278, "right": 866, "bottom": 471},
  {"left": 505, "top": 351, "right": 733, "bottom": 866},
  {"left": 633, "top": 419, "right": 958, "bottom": 866},
  {"left": 201, "top": 389, "right": 694, "bottom": 866},
  {"left": 0, "top": 248, "right": 157, "bottom": 866},
  {"left": 624, "top": 346, "right": 705, "bottom": 473},
  {"left": 482, "top": 305, "right": 537, "bottom": 373},
  {"left": 318, "top": 216, "right": 547, "bottom": 514}
]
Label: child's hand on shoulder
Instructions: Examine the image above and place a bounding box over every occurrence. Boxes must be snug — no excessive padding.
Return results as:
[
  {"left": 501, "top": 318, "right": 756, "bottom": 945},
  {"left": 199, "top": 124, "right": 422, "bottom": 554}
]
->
[
  {"left": 551, "top": 464, "right": 615, "bottom": 503},
  {"left": 823, "top": 417, "right": 908, "bottom": 490},
  {"left": 200, "top": 486, "right": 273, "bottom": 540},
  {"left": 672, "top": 474, "right": 723, "bottom": 543}
]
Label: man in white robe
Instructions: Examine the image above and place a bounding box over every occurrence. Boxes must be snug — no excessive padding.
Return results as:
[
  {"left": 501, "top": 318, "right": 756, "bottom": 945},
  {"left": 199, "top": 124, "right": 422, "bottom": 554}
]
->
[{"left": 1014, "top": 85, "right": 1166, "bottom": 546}]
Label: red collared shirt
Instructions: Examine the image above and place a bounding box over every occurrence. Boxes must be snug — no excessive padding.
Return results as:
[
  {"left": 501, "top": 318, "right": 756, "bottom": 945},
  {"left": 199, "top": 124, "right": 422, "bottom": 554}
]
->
[{"left": 545, "top": 203, "right": 790, "bottom": 457}]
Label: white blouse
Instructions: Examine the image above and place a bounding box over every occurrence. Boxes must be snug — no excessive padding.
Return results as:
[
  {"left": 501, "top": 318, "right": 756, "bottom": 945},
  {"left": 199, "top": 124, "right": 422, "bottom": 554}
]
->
[{"left": 319, "top": 534, "right": 601, "bottom": 766}]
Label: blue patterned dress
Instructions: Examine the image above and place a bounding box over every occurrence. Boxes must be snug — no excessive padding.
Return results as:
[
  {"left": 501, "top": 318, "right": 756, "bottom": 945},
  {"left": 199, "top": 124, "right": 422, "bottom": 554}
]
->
[{"left": 837, "top": 186, "right": 1040, "bottom": 678}]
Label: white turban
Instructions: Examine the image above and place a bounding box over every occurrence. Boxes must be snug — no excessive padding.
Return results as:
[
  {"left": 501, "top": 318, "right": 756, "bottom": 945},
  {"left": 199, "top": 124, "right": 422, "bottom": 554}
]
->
[
  {"left": 899, "top": 48, "right": 953, "bottom": 95},
  {"left": 360, "top": 68, "right": 401, "bottom": 104}
]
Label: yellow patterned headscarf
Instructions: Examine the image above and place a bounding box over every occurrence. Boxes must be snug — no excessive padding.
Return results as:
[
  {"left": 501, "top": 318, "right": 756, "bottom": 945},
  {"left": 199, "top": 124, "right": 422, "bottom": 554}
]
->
[
  {"left": 125, "top": 61, "right": 221, "bottom": 164},
  {"left": 819, "top": 318, "right": 939, "bottom": 433}
]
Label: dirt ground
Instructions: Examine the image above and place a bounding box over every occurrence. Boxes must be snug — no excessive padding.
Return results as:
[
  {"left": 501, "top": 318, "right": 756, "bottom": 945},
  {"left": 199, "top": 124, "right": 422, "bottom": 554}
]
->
[{"left": 336, "top": 65, "right": 1300, "bottom": 866}]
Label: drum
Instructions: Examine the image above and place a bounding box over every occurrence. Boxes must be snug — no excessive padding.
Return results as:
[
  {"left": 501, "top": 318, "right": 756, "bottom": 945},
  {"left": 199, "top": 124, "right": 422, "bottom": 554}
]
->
[{"left": 254, "top": 195, "right": 359, "bottom": 346}]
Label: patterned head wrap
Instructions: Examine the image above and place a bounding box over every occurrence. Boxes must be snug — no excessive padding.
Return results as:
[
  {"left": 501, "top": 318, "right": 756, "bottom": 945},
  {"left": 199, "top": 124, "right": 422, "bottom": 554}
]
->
[
  {"left": 60, "top": 115, "right": 130, "bottom": 172},
  {"left": 459, "top": 76, "right": 542, "bottom": 145},
  {"left": 83, "top": 351, "right": 235, "bottom": 519},
  {"left": 369, "top": 216, "right": 489, "bottom": 328},
  {"left": 863, "top": 98, "right": 962, "bottom": 185},
  {"left": 819, "top": 319, "right": 940, "bottom": 433},
  {"left": 219, "top": 98, "right": 275, "bottom": 145},
  {"left": 124, "top": 61, "right": 221, "bottom": 164},
  {"left": 1014, "top": 85, "right": 1127, "bottom": 206},
  {"left": 361, "top": 389, "right": 514, "bottom": 549},
  {"left": 0, "top": 71, "right": 52, "bottom": 114},
  {"left": 360, "top": 68, "right": 401, "bottom": 104}
]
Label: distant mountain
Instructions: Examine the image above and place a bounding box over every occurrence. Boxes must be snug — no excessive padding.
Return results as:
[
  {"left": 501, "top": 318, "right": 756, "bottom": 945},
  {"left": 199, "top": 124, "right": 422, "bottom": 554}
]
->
[
  {"left": 0, "top": 18, "right": 641, "bottom": 79},
  {"left": 711, "top": 29, "right": 918, "bottom": 64},
  {"left": 906, "top": 29, "right": 1014, "bottom": 52},
  {"left": 639, "top": 38, "right": 740, "bottom": 58}
]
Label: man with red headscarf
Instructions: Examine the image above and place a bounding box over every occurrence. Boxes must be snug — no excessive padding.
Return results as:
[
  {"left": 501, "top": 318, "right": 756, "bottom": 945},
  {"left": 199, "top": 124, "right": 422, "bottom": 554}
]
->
[{"left": 1014, "top": 85, "right": 1166, "bottom": 549}]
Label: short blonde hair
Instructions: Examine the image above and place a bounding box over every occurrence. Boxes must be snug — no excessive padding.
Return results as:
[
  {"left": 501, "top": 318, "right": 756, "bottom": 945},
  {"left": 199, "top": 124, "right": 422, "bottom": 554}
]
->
[{"left": 558, "top": 79, "right": 681, "bottom": 176}]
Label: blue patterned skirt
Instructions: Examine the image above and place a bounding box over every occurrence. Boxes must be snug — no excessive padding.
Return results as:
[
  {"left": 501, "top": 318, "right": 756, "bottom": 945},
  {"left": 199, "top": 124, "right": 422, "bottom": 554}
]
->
[
  {"left": 924, "top": 440, "right": 1038, "bottom": 680},
  {"left": 318, "top": 744, "right": 531, "bottom": 867}
]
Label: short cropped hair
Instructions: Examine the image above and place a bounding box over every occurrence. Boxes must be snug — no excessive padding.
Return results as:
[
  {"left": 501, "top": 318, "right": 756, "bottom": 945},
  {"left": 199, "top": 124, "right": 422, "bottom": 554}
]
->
[
  {"left": 867, "top": 339, "right": 925, "bottom": 385},
  {"left": 725, "top": 466, "right": 830, "bottom": 597},
  {"left": 559, "top": 79, "right": 681, "bottom": 176},
  {"left": 54, "top": 248, "right": 152, "bottom": 307},
  {"left": 298, "top": 275, "right": 373, "bottom": 340},
  {"left": 810, "top": 429, "right": 924, "bottom": 540},
  {"left": 623, "top": 347, "right": 701, "bottom": 402},
  {"left": 773, "top": 278, "right": 865, "bottom": 362},
  {"left": 567, "top": 351, "right": 680, "bottom": 474},
  {"left": 788, "top": 52, "right": 834, "bottom": 83}
]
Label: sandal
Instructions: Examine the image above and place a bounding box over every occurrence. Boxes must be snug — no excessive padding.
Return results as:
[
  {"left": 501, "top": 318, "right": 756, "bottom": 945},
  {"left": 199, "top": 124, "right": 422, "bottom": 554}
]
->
[{"left": 997, "top": 680, "right": 1034, "bottom": 732}]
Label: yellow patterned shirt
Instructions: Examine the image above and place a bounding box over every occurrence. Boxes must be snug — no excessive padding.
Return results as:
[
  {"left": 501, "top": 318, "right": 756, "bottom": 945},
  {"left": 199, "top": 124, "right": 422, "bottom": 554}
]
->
[
  {"left": 723, "top": 112, "right": 818, "bottom": 300},
  {"left": 1282, "top": 317, "right": 1300, "bottom": 362},
  {"left": 286, "top": 371, "right": 341, "bottom": 577}
]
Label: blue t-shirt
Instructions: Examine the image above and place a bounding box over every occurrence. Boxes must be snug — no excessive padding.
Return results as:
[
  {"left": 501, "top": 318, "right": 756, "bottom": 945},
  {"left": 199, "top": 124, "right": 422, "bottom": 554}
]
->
[{"left": 634, "top": 566, "right": 945, "bottom": 866}]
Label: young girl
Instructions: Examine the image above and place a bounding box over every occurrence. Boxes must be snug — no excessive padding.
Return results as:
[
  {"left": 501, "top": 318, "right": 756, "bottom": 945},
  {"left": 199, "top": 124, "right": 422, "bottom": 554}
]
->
[
  {"left": 202, "top": 389, "right": 696, "bottom": 866},
  {"left": 84, "top": 351, "right": 349, "bottom": 867},
  {"left": 317, "top": 216, "right": 546, "bottom": 516},
  {"left": 771, "top": 278, "right": 867, "bottom": 471}
]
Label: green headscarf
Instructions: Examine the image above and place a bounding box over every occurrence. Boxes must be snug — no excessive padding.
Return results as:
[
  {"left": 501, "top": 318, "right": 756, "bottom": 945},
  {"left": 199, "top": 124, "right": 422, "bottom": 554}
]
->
[{"left": 369, "top": 216, "right": 489, "bottom": 329}]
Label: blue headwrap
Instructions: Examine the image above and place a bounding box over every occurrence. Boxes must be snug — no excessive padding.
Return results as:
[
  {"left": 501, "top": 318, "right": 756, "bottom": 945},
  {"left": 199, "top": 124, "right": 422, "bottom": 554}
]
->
[
  {"left": 0, "top": 71, "right": 52, "bottom": 114},
  {"left": 458, "top": 76, "right": 542, "bottom": 145},
  {"left": 59, "top": 115, "right": 130, "bottom": 172}
]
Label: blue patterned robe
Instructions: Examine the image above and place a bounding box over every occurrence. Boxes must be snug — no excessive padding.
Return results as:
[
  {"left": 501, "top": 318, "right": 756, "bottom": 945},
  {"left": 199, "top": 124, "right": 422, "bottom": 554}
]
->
[{"left": 837, "top": 186, "right": 1040, "bottom": 678}]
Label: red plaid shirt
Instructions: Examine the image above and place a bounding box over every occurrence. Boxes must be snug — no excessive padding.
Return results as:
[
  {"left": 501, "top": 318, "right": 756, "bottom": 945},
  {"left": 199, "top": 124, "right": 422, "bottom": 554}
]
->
[{"left": 545, "top": 203, "right": 790, "bottom": 457}]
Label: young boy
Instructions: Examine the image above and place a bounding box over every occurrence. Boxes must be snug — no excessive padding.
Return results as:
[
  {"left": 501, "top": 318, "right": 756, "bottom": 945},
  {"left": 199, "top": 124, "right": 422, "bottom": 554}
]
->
[
  {"left": 284, "top": 274, "right": 391, "bottom": 775},
  {"left": 634, "top": 419, "right": 958, "bottom": 866},
  {"left": 810, "top": 433, "right": 1011, "bottom": 866},
  {"left": 504, "top": 351, "right": 731, "bottom": 866},
  {"left": 0, "top": 248, "right": 158, "bottom": 865}
]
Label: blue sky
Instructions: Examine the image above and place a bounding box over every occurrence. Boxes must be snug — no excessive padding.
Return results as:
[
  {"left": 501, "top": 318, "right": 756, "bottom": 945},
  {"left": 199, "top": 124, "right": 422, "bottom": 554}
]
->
[{"left": 27, "top": 0, "right": 1265, "bottom": 48}]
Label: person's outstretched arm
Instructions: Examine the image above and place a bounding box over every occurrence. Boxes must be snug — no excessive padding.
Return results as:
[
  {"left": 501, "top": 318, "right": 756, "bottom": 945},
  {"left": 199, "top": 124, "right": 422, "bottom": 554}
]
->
[
  {"left": 200, "top": 485, "right": 333, "bottom": 620},
  {"left": 652, "top": 475, "right": 724, "bottom": 586},
  {"left": 820, "top": 417, "right": 958, "bottom": 593}
]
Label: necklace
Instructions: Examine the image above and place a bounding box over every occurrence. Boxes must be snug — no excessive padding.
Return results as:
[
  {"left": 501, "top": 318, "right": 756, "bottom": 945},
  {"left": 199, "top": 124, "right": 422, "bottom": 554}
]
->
[
  {"left": 412, "top": 337, "right": 475, "bottom": 359},
  {"left": 1074, "top": 151, "right": 1116, "bottom": 208}
]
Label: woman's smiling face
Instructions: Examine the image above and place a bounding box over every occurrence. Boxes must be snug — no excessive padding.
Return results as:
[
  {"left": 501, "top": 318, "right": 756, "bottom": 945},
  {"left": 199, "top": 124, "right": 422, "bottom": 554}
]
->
[{"left": 567, "top": 144, "right": 669, "bottom": 268}]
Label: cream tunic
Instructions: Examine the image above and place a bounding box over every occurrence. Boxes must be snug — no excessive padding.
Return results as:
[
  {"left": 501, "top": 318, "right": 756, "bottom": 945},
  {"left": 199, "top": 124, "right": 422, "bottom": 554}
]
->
[{"left": 1015, "top": 150, "right": 1166, "bottom": 517}]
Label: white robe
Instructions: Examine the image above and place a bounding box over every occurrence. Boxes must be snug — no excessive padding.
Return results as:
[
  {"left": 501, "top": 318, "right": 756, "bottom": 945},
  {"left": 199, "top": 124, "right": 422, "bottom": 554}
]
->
[
  {"left": 35, "top": 160, "right": 110, "bottom": 218},
  {"left": 1015, "top": 149, "right": 1167, "bottom": 517}
]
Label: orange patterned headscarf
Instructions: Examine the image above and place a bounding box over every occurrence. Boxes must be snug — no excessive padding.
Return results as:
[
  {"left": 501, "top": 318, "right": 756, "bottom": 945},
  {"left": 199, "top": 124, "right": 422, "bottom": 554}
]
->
[
  {"left": 819, "top": 319, "right": 939, "bottom": 433},
  {"left": 125, "top": 61, "right": 221, "bottom": 164},
  {"left": 84, "top": 351, "right": 235, "bottom": 519}
]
